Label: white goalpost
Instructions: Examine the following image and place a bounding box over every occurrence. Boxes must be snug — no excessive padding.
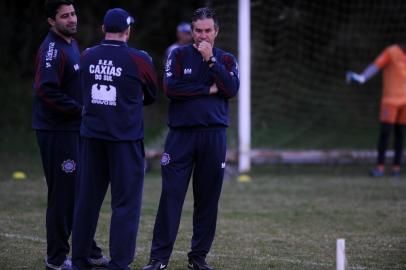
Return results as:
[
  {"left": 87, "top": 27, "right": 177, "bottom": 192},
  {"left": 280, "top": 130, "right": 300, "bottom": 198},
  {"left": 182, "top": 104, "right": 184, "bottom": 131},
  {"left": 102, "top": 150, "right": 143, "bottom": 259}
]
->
[
  {"left": 238, "top": 0, "right": 251, "bottom": 173},
  {"left": 336, "top": 238, "right": 346, "bottom": 270}
]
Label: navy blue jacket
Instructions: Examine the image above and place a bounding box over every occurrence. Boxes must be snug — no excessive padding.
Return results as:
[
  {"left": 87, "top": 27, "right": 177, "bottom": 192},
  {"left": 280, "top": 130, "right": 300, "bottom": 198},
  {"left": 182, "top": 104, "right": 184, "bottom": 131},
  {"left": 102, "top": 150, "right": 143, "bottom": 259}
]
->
[
  {"left": 163, "top": 44, "right": 239, "bottom": 128},
  {"left": 80, "top": 40, "right": 158, "bottom": 141},
  {"left": 32, "top": 30, "right": 82, "bottom": 130}
]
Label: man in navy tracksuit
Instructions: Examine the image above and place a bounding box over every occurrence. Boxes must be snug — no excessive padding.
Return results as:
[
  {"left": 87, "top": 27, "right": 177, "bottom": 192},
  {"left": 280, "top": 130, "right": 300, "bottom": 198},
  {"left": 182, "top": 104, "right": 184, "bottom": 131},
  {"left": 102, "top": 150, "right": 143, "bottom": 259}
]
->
[
  {"left": 72, "top": 8, "right": 158, "bottom": 270},
  {"left": 142, "top": 7, "right": 239, "bottom": 270},
  {"left": 33, "top": 1, "right": 106, "bottom": 269}
]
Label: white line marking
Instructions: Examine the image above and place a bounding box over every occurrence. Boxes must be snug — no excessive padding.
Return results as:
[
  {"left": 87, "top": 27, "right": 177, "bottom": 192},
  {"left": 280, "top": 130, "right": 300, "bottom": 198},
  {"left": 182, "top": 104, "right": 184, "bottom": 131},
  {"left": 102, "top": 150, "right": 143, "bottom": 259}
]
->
[
  {"left": 0, "top": 232, "right": 46, "bottom": 243},
  {"left": 1, "top": 233, "right": 372, "bottom": 269}
]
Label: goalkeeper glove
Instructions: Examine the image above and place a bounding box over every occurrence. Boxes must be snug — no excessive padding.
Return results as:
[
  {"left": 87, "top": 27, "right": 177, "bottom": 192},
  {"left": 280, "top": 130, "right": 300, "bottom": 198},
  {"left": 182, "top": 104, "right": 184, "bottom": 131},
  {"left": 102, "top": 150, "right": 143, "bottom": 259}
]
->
[{"left": 346, "top": 71, "right": 366, "bottom": 84}]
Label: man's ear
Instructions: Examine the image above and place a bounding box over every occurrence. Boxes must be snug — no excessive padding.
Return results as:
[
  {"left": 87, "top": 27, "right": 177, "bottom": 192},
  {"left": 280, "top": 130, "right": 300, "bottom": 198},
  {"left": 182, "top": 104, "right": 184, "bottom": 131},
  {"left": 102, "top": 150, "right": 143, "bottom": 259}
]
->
[
  {"left": 125, "top": 26, "right": 131, "bottom": 35},
  {"left": 214, "top": 27, "right": 219, "bottom": 38},
  {"left": 102, "top": 25, "right": 106, "bottom": 34},
  {"left": 47, "top": 17, "right": 56, "bottom": 27},
  {"left": 125, "top": 26, "right": 131, "bottom": 41}
]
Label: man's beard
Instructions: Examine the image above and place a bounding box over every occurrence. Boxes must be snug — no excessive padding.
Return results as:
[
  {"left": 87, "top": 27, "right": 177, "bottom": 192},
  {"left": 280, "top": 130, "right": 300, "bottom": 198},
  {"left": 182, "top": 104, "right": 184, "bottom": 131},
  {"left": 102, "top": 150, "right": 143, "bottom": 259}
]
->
[{"left": 57, "top": 25, "right": 77, "bottom": 37}]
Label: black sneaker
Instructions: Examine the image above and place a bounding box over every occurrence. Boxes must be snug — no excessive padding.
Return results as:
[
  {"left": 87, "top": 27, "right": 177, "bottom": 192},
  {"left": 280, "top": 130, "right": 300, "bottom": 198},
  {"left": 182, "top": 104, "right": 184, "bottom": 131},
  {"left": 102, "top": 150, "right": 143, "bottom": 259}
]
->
[
  {"left": 187, "top": 258, "right": 214, "bottom": 270},
  {"left": 369, "top": 167, "right": 384, "bottom": 177},
  {"left": 88, "top": 255, "right": 109, "bottom": 268},
  {"left": 141, "top": 259, "right": 167, "bottom": 270},
  {"left": 45, "top": 258, "right": 72, "bottom": 270},
  {"left": 391, "top": 167, "right": 401, "bottom": 177}
]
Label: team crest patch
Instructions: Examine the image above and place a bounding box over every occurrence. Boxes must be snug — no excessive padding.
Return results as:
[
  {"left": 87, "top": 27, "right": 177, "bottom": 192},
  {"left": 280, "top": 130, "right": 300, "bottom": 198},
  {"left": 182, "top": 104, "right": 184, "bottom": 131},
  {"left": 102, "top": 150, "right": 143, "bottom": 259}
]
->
[
  {"left": 61, "top": 159, "right": 76, "bottom": 173},
  {"left": 161, "top": 153, "right": 171, "bottom": 166}
]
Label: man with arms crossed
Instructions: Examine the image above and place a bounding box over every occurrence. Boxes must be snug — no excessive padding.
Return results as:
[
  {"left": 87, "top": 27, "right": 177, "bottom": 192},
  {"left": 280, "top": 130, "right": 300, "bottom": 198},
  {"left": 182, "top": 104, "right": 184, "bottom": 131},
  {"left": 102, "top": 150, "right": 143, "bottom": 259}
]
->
[{"left": 142, "top": 7, "right": 239, "bottom": 270}]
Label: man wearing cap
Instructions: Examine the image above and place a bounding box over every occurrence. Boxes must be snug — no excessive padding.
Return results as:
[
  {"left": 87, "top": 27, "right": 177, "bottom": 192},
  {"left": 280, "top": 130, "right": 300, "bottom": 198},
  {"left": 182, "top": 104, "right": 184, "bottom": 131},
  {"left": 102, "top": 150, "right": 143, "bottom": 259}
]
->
[
  {"left": 71, "top": 7, "right": 158, "bottom": 270},
  {"left": 164, "top": 22, "right": 193, "bottom": 61},
  {"left": 142, "top": 7, "right": 239, "bottom": 270},
  {"left": 33, "top": 1, "right": 108, "bottom": 269}
]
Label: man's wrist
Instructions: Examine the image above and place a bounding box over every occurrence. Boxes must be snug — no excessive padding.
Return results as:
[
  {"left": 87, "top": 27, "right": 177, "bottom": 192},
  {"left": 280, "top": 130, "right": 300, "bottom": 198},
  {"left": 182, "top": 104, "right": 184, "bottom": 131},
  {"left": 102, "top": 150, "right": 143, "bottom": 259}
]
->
[{"left": 206, "top": 56, "right": 216, "bottom": 66}]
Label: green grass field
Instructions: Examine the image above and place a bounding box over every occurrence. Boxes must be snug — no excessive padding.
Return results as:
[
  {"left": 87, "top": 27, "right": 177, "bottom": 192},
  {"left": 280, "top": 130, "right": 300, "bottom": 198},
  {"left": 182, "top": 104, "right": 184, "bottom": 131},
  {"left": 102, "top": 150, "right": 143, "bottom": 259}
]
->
[{"left": 1, "top": 155, "right": 406, "bottom": 270}]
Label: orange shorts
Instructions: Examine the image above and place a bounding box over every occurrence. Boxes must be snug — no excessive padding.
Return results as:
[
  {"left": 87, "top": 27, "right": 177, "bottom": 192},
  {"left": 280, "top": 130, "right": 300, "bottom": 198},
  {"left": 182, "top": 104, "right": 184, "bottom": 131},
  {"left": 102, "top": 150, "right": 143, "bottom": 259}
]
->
[{"left": 380, "top": 103, "right": 406, "bottom": 124}]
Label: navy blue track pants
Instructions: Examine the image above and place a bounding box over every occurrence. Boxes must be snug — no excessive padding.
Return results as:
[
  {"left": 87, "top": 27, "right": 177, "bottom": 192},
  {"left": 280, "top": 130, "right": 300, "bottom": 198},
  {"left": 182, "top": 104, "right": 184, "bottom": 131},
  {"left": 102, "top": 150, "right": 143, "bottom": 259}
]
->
[
  {"left": 150, "top": 127, "right": 226, "bottom": 264},
  {"left": 36, "top": 130, "right": 102, "bottom": 266},
  {"left": 72, "top": 138, "right": 145, "bottom": 270}
]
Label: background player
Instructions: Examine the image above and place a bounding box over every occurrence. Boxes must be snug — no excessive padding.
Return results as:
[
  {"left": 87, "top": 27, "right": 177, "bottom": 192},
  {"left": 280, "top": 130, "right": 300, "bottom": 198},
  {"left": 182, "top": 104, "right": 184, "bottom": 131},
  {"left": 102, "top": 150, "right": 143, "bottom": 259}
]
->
[
  {"left": 33, "top": 1, "right": 107, "bottom": 269},
  {"left": 347, "top": 44, "right": 406, "bottom": 177},
  {"left": 142, "top": 7, "right": 239, "bottom": 270},
  {"left": 164, "top": 22, "right": 193, "bottom": 61},
  {"left": 72, "top": 7, "right": 158, "bottom": 270}
]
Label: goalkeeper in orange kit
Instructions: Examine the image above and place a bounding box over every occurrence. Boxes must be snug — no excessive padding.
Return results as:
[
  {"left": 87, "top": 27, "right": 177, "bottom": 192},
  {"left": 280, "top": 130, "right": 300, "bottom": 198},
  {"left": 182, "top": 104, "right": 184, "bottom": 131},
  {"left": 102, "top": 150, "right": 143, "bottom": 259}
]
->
[{"left": 347, "top": 44, "right": 406, "bottom": 177}]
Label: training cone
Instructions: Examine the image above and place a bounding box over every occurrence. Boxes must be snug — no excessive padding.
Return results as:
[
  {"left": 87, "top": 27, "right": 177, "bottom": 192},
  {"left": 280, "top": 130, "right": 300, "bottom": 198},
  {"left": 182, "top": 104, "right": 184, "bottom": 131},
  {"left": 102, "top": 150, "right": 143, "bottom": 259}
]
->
[
  {"left": 12, "top": 171, "right": 27, "bottom": 180},
  {"left": 237, "top": 174, "right": 251, "bottom": 183}
]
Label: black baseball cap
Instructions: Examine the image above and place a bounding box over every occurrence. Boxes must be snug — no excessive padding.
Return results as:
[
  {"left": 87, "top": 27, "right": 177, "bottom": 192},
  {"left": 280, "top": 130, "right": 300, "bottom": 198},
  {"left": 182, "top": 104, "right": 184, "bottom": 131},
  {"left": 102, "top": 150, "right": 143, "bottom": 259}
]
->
[
  {"left": 103, "top": 8, "right": 135, "bottom": 33},
  {"left": 177, "top": 22, "right": 191, "bottom": 33}
]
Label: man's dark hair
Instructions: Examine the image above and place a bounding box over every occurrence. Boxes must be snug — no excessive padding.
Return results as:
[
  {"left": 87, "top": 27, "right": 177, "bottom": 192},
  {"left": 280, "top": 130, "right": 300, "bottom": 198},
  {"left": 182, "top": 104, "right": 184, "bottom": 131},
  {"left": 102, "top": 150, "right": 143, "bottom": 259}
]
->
[
  {"left": 44, "top": 0, "right": 74, "bottom": 19},
  {"left": 191, "top": 7, "right": 219, "bottom": 29}
]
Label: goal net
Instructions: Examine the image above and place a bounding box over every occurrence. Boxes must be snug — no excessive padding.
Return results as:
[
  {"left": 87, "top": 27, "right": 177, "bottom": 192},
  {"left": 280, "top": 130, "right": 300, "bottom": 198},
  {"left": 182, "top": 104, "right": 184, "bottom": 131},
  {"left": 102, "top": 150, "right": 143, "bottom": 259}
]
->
[{"left": 212, "top": 0, "right": 406, "bottom": 150}]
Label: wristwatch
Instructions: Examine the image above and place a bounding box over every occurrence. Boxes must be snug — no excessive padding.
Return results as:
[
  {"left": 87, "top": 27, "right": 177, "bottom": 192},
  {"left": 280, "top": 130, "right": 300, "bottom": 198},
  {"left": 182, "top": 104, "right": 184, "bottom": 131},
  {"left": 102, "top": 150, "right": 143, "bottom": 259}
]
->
[{"left": 206, "top": 56, "right": 216, "bottom": 65}]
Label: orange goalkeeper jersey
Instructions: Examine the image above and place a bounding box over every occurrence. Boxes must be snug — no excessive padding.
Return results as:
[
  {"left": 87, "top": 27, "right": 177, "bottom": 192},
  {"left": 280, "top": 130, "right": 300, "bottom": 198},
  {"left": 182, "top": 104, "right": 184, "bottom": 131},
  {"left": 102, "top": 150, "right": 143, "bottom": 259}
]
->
[{"left": 374, "top": 44, "right": 406, "bottom": 105}]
